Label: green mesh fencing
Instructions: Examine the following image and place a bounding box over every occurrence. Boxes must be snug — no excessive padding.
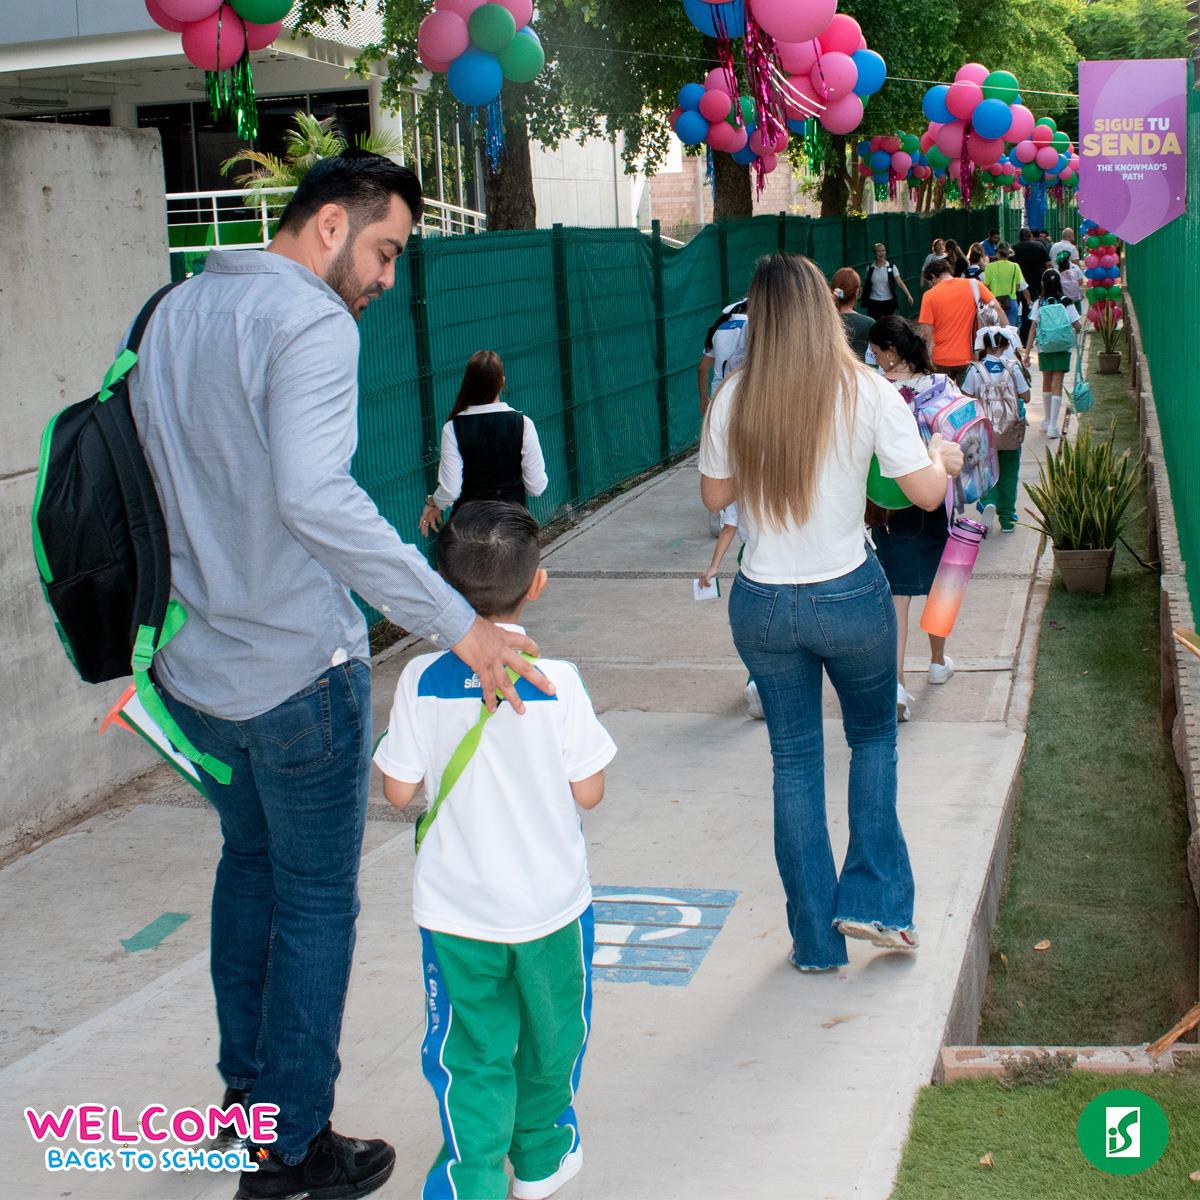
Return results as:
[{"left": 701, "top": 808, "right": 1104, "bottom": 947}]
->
[{"left": 1126, "top": 75, "right": 1200, "bottom": 623}]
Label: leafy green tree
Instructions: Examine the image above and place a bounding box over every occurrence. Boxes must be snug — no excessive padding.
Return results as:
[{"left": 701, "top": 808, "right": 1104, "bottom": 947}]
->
[{"left": 1069, "top": 0, "right": 1191, "bottom": 64}]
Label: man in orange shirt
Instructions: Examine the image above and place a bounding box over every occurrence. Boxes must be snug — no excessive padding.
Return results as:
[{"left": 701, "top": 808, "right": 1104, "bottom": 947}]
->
[{"left": 917, "top": 259, "right": 1006, "bottom": 383}]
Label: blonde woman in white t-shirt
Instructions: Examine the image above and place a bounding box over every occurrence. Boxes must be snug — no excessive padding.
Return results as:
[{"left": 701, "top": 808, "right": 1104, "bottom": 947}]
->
[{"left": 699, "top": 253, "right": 964, "bottom": 972}]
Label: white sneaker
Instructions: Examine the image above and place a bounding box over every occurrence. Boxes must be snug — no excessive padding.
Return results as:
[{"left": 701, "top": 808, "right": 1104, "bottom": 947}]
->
[
  {"left": 928, "top": 656, "right": 955, "bottom": 685},
  {"left": 513, "top": 1147, "right": 584, "bottom": 1200},
  {"left": 977, "top": 503, "right": 997, "bottom": 531},
  {"left": 897, "top": 683, "right": 912, "bottom": 723},
  {"left": 1046, "top": 426, "right": 1062, "bottom": 441},
  {"left": 745, "top": 680, "right": 764, "bottom": 720},
  {"left": 1038, "top": 418, "right": 1049, "bottom": 433},
  {"left": 836, "top": 919, "right": 920, "bottom": 951}
]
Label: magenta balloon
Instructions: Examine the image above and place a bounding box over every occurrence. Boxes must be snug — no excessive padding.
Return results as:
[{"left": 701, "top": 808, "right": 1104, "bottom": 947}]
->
[
  {"left": 1005, "top": 103, "right": 1035, "bottom": 144},
  {"left": 948, "top": 159, "right": 962, "bottom": 179},
  {"left": 157, "top": 0, "right": 221, "bottom": 20},
  {"left": 820, "top": 92, "right": 864, "bottom": 135},
  {"left": 769, "top": 129, "right": 788, "bottom": 153},
  {"left": 880, "top": 135, "right": 901, "bottom": 153},
  {"left": 891, "top": 151, "right": 912, "bottom": 175},
  {"left": 1068, "top": 154, "right": 1081, "bottom": 171},
  {"left": 420, "top": 51, "right": 451, "bottom": 73},
  {"left": 748, "top": 128, "right": 767, "bottom": 155},
  {"left": 243, "top": 17, "right": 283, "bottom": 50},
  {"left": 858, "top": 160, "right": 873, "bottom": 177},
  {"left": 759, "top": 152, "right": 779, "bottom": 173},
  {"left": 776, "top": 39, "right": 818, "bottom": 75},
  {"left": 499, "top": 0, "right": 533, "bottom": 27},
  {"left": 418, "top": 10, "right": 469, "bottom": 64},
  {"left": 946, "top": 80, "right": 982, "bottom": 121},
  {"left": 438, "top": 0, "right": 485, "bottom": 17},
  {"left": 818, "top": 12, "right": 863, "bottom": 56},
  {"left": 954, "top": 62, "right": 989, "bottom": 85},
  {"left": 968, "top": 135, "right": 1004, "bottom": 165},
  {"left": 919, "top": 128, "right": 936, "bottom": 152},
  {"left": 1031, "top": 123, "right": 1054, "bottom": 146},
  {"left": 1035, "top": 145, "right": 1059, "bottom": 169},
  {"left": 1014, "top": 139, "right": 1037, "bottom": 163},
  {"left": 750, "top": 0, "right": 837, "bottom": 45},
  {"left": 810, "top": 51, "right": 857, "bottom": 101},
  {"left": 708, "top": 121, "right": 747, "bottom": 153},
  {"left": 181, "top": 5, "right": 246, "bottom": 70},
  {"left": 704, "top": 67, "right": 735, "bottom": 93},
  {"left": 146, "top": 0, "right": 188, "bottom": 32},
  {"left": 699, "top": 89, "right": 732, "bottom": 122},
  {"left": 782, "top": 72, "right": 821, "bottom": 119},
  {"left": 935, "top": 120, "right": 965, "bottom": 158}
]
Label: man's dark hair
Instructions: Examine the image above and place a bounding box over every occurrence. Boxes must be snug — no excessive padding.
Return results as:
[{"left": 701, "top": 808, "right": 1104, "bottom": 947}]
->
[
  {"left": 438, "top": 502, "right": 540, "bottom": 618},
  {"left": 277, "top": 151, "right": 423, "bottom": 235},
  {"left": 1019, "top": 227, "right": 1033, "bottom": 241},
  {"left": 924, "top": 257, "right": 953, "bottom": 283},
  {"left": 988, "top": 228, "right": 1000, "bottom": 239}
]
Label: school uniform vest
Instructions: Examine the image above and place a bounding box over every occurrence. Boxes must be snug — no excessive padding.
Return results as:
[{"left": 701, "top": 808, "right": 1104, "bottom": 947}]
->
[{"left": 451, "top": 410, "right": 526, "bottom": 512}]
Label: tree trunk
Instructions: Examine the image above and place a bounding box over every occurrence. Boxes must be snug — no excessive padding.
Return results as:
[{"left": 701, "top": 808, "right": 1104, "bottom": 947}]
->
[
  {"left": 713, "top": 150, "right": 752, "bottom": 219},
  {"left": 484, "top": 82, "right": 536, "bottom": 230},
  {"left": 819, "top": 135, "right": 849, "bottom": 217},
  {"left": 848, "top": 147, "right": 867, "bottom": 213}
]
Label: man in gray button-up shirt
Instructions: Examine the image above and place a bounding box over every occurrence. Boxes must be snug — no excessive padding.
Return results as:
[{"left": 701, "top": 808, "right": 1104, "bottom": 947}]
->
[{"left": 131, "top": 155, "right": 548, "bottom": 1200}]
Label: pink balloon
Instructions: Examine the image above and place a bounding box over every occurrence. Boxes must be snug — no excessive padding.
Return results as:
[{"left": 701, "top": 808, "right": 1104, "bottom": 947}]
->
[
  {"left": 818, "top": 12, "right": 863, "bottom": 56},
  {"left": 857, "top": 160, "right": 873, "bottom": 177},
  {"left": 181, "top": 5, "right": 246, "bottom": 70},
  {"left": 776, "top": 39, "right": 818, "bottom": 76},
  {"left": 1005, "top": 103, "right": 1035, "bottom": 144},
  {"left": 955, "top": 62, "right": 990, "bottom": 85},
  {"left": 891, "top": 151, "right": 912, "bottom": 175},
  {"left": 748, "top": 128, "right": 768, "bottom": 156},
  {"left": 1068, "top": 154, "right": 1081, "bottom": 171},
  {"left": 708, "top": 121, "right": 748, "bottom": 153},
  {"left": 935, "top": 120, "right": 965, "bottom": 158},
  {"left": 1102, "top": 253, "right": 1119, "bottom": 268},
  {"left": 699, "top": 89, "right": 732, "bottom": 121},
  {"left": 1035, "top": 145, "right": 1059, "bottom": 170},
  {"left": 1014, "top": 139, "right": 1038, "bottom": 164},
  {"left": 668, "top": 106, "right": 683, "bottom": 128},
  {"left": 968, "top": 135, "right": 1004, "bottom": 166},
  {"left": 703, "top": 68, "right": 735, "bottom": 93},
  {"left": 156, "top": 0, "right": 221, "bottom": 20},
  {"left": 880, "top": 135, "right": 901, "bottom": 154},
  {"left": 820, "top": 92, "right": 864, "bottom": 135},
  {"left": 499, "top": 0, "right": 533, "bottom": 26},
  {"left": 750, "top": 0, "right": 837, "bottom": 45},
  {"left": 946, "top": 80, "right": 983, "bottom": 121},
  {"left": 987, "top": 163, "right": 1004, "bottom": 177},
  {"left": 759, "top": 152, "right": 779, "bottom": 174},
  {"left": 421, "top": 51, "right": 451, "bottom": 73},
  {"left": 1032, "top": 123, "right": 1055, "bottom": 146},
  {"left": 437, "top": 0, "right": 485, "bottom": 16},
  {"left": 769, "top": 129, "right": 789, "bottom": 153},
  {"left": 1084, "top": 253, "right": 1100, "bottom": 269},
  {"left": 418, "top": 10, "right": 469, "bottom": 64},
  {"left": 1113, "top": 306, "right": 1124, "bottom": 320},
  {"left": 919, "top": 129, "right": 936, "bottom": 153},
  {"left": 243, "top": 18, "right": 283, "bottom": 51},
  {"left": 146, "top": 0, "right": 188, "bottom": 32},
  {"left": 782, "top": 73, "right": 822, "bottom": 120},
  {"left": 948, "top": 159, "right": 962, "bottom": 179},
  {"left": 810, "top": 51, "right": 858, "bottom": 101}
]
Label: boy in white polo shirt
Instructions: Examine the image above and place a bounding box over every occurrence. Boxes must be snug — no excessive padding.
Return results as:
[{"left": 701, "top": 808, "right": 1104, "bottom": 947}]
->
[{"left": 374, "top": 501, "right": 616, "bottom": 1200}]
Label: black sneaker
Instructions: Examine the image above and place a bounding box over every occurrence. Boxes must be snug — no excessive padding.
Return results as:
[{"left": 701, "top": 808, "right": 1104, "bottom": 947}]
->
[
  {"left": 234, "top": 1124, "right": 395, "bottom": 1200},
  {"left": 212, "top": 1086, "right": 250, "bottom": 1152}
]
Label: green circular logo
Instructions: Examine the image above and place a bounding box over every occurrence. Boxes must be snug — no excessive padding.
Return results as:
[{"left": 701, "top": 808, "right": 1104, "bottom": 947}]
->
[{"left": 1077, "top": 1088, "right": 1169, "bottom": 1175}]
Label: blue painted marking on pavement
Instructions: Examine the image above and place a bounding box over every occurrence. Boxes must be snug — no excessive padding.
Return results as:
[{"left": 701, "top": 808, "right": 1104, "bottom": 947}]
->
[
  {"left": 591, "top": 886, "right": 738, "bottom": 986},
  {"left": 120, "top": 912, "right": 191, "bottom": 953}
]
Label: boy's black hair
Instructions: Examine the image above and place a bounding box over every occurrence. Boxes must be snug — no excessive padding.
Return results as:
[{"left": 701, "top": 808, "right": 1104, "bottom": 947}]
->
[
  {"left": 438, "top": 502, "right": 540, "bottom": 618},
  {"left": 277, "top": 150, "right": 423, "bottom": 235}
]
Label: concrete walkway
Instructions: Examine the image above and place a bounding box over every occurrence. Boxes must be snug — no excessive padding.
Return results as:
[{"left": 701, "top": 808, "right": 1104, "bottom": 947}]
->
[{"left": 0, "top": 398, "right": 1060, "bottom": 1200}]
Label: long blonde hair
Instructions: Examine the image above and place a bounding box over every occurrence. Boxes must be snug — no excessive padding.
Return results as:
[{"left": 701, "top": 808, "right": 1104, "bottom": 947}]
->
[{"left": 714, "top": 253, "right": 862, "bottom": 530}]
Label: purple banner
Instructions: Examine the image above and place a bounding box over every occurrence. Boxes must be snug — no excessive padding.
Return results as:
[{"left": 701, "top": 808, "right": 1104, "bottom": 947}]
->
[{"left": 1078, "top": 58, "right": 1188, "bottom": 244}]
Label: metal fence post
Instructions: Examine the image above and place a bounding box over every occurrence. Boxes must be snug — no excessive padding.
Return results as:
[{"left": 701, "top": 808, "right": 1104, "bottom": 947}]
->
[
  {"left": 551, "top": 224, "right": 581, "bottom": 504},
  {"left": 651, "top": 219, "right": 670, "bottom": 462},
  {"left": 778, "top": 210, "right": 787, "bottom": 252},
  {"left": 407, "top": 233, "right": 438, "bottom": 496}
]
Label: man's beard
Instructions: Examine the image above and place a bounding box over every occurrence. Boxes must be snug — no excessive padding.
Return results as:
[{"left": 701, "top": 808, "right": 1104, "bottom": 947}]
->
[{"left": 325, "top": 239, "right": 383, "bottom": 318}]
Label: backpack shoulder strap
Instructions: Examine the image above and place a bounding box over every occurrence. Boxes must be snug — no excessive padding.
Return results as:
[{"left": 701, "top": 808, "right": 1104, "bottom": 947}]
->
[{"left": 126, "top": 283, "right": 179, "bottom": 355}]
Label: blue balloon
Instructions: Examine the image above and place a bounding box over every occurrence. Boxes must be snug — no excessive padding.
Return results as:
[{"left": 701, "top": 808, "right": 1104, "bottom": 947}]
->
[
  {"left": 852, "top": 49, "right": 887, "bottom": 97},
  {"left": 856, "top": 138, "right": 872, "bottom": 158},
  {"left": 788, "top": 118, "right": 809, "bottom": 135},
  {"left": 972, "top": 98, "right": 1013, "bottom": 141},
  {"left": 873, "top": 172, "right": 889, "bottom": 184},
  {"left": 678, "top": 82, "right": 705, "bottom": 111},
  {"left": 674, "top": 109, "right": 709, "bottom": 145},
  {"left": 933, "top": 167, "right": 947, "bottom": 178},
  {"left": 682, "top": 0, "right": 745, "bottom": 38},
  {"left": 870, "top": 149, "right": 892, "bottom": 172},
  {"left": 1107, "top": 265, "right": 1121, "bottom": 279},
  {"left": 447, "top": 48, "right": 503, "bottom": 107},
  {"left": 1054, "top": 153, "right": 1070, "bottom": 173},
  {"left": 923, "top": 84, "right": 953, "bottom": 125},
  {"left": 731, "top": 143, "right": 757, "bottom": 165}
]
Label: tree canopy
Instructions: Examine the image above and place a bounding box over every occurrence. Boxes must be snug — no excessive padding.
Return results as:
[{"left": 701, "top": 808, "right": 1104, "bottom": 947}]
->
[{"left": 1069, "top": 0, "right": 1192, "bottom": 65}]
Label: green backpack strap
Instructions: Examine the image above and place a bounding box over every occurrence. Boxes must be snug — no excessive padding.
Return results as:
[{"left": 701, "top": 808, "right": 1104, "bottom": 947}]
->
[
  {"left": 414, "top": 655, "right": 536, "bottom": 852},
  {"left": 131, "top": 599, "right": 233, "bottom": 786}
]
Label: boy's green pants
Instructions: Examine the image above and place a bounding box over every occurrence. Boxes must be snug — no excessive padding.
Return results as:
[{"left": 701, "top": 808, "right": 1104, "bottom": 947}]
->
[
  {"left": 419, "top": 908, "right": 594, "bottom": 1200},
  {"left": 984, "top": 447, "right": 1022, "bottom": 526}
]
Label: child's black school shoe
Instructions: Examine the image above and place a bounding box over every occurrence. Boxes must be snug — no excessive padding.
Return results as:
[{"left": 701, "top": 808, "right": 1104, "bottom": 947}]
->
[{"left": 234, "top": 1124, "right": 395, "bottom": 1200}]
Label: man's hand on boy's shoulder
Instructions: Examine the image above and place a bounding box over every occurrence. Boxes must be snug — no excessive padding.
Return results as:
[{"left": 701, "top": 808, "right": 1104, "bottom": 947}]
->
[{"left": 452, "top": 617, "right": 554, "bottom": 715}]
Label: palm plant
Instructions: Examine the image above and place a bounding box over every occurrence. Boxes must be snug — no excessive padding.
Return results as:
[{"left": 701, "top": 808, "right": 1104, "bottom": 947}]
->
[
  {"left": 1092, "top": 302, "right": 1125, "bottom": 355},
  {"left": 221, "top": 110, "right": 406, "bottom": 211},
  {"left": 1024, "top": 423, "right": 1142, "bottom": 551}
]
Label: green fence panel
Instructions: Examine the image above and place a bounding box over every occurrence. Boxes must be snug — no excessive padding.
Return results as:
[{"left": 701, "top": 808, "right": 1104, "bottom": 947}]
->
[{"left": 1126, "top": 73, "right": 1200, "bottom": 623}]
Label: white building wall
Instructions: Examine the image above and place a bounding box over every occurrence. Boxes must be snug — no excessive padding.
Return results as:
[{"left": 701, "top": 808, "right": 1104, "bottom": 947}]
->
[{"left": 531, "top": 135, "right": 638, "bottom": 228}]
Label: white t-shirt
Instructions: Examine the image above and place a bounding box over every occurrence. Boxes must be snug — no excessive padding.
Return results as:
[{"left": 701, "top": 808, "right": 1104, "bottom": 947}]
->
[
  {"left": 865, "top": 262, "right": 895, "bottom": 301},
  {"left": 706, "top": 312, "right": 749, "bottom": 388},
  {"left": 1051, "top": 239, "right": 1079, "bottom": 263},
  {"left": 373, "top": 624, "right": 617, "bottom": 943},
  {"left": 698, "top": 369, "right": 931, "bottom": 584}
]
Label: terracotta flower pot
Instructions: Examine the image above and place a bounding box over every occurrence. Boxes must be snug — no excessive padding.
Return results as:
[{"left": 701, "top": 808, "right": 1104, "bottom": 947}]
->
[
  {"left": 1053, "top": 546, "right": 1115, "bottom": 595},
  {"left": 1098, "top": 351, "right": 1122, "bottom": 375}
]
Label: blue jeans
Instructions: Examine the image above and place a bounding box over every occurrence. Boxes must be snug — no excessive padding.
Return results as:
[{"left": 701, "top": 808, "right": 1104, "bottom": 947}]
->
[
  {"left": 162, "top": 661, "right": 372, "bottom": 1162},
  {"left": 1003, "top": 298, "right": 1019, "bottom": 326},
  {"left": 728, "top": 554, "right": 914, "bottom": 968}
]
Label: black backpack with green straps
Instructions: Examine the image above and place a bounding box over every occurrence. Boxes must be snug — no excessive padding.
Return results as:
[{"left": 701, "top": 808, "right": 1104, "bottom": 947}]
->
[{"left": 31, "top": 283, "right": 230, "bottom": 785}]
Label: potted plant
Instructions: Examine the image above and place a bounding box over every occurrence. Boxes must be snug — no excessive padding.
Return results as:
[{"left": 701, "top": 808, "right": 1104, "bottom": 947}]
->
[
  {"left": 1094, "top": 303, "right": 1124, "bottom": 375},
  {"left": 1024, "top": 424, "right": 1142, "bottom": 595}
]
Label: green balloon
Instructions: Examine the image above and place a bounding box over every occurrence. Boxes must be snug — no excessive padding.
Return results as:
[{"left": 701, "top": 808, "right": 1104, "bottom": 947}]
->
[
  {"left": 1051, "top": 131, "right": 1069, "bottom": 152},
  {"left": 867, "top": 457, "right": 911, "bottom": 509},
  {"left": 498, "top": 28, "right": 544, "bottom": 83},
  {"left": 1063, "top": 171, "right": 1079, "bottom": 187},
  {"left": 725, "top": 95, "right": 756, "bottom": 129},
  {"left": 900, "top": 132, "right": 919, "bottom": 154},
  {"left": 1102, "top": 232, "right": 1120, "bottom": 246},
  {"left": 230, "top": 0, "right": 292, "bottom": 21},
  {"left": 1041, "top": 116, "right": 1058, "bottom": 133},
  {"left": 927, "top": 146, "right": 950, "bottom": 168},
  {"left": 1107, "top": 285, "right": 1122, "bottom": 300},
  {"left": 1086, "top": 235, "right": 1101, "bottom": 248},
  {"left": 981, "top": 69, "right": 1019, "bottom": 103},
  {"left": 468, "top": 3, "right": 516, "bottom": 53},
  {"left": 1021, "top": 161, "right": 1044, "bottom": 183}
]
